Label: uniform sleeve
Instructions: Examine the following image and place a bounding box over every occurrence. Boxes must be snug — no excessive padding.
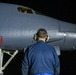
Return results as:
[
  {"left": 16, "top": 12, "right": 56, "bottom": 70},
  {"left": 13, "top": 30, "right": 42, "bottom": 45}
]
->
[
  {"left": 52, "top": 47, "right": 60, "bottom": 75},
  {"left": 21, "top": 48, "right": 29, "bottom": 75}
]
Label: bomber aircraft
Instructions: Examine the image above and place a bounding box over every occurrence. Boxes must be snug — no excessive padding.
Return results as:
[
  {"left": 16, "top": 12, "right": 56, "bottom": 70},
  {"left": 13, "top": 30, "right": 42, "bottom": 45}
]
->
[{"left": 0, "top": 2, "right": 76, "bottom": 75}]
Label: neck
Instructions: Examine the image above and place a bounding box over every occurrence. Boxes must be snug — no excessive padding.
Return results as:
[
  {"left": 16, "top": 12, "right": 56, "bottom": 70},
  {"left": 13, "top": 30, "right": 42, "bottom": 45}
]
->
[{"left": 38, "top": 38, "right": 46, "bottom": 42}]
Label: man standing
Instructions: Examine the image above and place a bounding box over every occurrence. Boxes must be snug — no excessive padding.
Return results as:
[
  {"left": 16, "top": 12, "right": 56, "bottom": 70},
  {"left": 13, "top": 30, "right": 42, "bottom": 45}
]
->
[{"left": 22, "top": 28, "right": 60, "bottom": 75}]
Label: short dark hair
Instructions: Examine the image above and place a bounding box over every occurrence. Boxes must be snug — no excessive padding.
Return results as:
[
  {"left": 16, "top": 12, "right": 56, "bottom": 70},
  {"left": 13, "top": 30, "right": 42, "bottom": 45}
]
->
[{"left": 36, "top": 28, "right": 47, "bottom": 38}]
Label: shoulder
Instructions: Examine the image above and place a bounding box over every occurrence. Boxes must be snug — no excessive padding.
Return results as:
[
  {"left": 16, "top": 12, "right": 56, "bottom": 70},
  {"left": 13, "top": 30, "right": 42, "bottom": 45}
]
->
[
  {"left": 46, "top": 44, "right": 56, "bottom": 52},
  {"left": 27, "top": 43, "right": 37, "bottom": 50},
  {"left": 46, "top": 43, "right": 54, "bottom": 49}
]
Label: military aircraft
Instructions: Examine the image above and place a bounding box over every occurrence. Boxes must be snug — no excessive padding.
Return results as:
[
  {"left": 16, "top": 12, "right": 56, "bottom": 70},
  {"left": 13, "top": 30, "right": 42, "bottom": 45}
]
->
[{"left": 0, "top": 2, "right": 76, "bottom": 75}]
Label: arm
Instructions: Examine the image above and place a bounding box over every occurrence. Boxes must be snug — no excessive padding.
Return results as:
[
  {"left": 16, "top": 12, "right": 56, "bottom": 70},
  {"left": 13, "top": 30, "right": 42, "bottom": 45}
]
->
[
  {"left": 21, "top": 48, "right": 29, "bottom": 75},
  {"left": 54, "top": 61, "right": 60, "bottom": 75},
  {"left": 53, "top": 48, "right": 60, "bottom": 75}
]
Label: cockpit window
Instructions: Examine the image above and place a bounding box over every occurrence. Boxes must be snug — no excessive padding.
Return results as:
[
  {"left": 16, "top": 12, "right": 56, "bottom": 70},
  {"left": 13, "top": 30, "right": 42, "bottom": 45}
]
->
[
  {"left": 18, "top": 7, "right": 33, "bottom": 14},
  {"left": 35, "top": 11, "right": 48, "bottom": 16}
]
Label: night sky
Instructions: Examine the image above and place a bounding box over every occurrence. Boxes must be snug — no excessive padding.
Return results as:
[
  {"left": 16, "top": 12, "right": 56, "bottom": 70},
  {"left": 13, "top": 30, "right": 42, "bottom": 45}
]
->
[{"left": 0, "top": 0, "right": 76, "bottom": 75}]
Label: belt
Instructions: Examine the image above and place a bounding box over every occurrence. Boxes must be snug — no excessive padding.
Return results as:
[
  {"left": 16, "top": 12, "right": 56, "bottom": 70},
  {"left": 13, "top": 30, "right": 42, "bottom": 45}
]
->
[{"left": 35, "top": 73, "right": 53, "bottom": 75}]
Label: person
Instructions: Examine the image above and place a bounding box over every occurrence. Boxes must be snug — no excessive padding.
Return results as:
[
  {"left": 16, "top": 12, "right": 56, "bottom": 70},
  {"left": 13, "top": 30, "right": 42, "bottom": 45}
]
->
[{"left": 21, "top": 28, "right": 60, "bottom": 75}]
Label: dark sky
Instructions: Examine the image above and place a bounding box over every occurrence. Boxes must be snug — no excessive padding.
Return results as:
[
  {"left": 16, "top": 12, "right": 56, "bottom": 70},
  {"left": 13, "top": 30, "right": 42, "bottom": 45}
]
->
[{"left": 0, "top": 0, "right": 76, "bottom": 24}]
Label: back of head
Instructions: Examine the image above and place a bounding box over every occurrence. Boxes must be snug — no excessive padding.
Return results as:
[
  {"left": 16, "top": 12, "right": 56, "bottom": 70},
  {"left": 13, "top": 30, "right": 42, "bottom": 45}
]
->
[
  {"left": 33, "top": 28, "right": 49, "bottom": 42},
  {"left": 36, "top": 28, "right": 47, "bottom": 38}
]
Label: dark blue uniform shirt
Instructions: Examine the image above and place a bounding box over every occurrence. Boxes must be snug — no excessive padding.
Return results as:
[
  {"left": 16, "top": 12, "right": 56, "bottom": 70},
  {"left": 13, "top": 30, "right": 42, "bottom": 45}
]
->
[{"left": 22, "top": 40, "right": 60, "bottom": 75}]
